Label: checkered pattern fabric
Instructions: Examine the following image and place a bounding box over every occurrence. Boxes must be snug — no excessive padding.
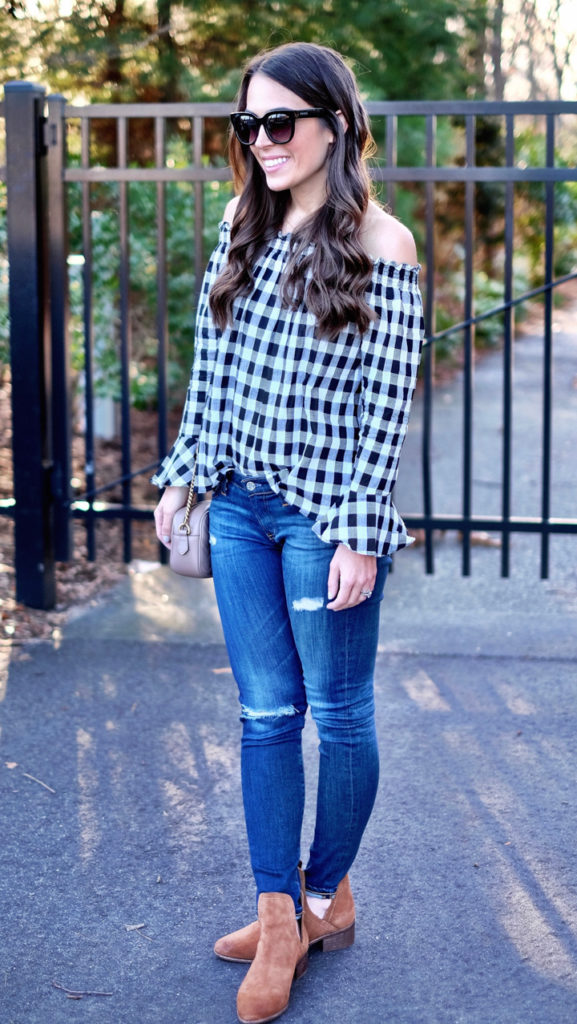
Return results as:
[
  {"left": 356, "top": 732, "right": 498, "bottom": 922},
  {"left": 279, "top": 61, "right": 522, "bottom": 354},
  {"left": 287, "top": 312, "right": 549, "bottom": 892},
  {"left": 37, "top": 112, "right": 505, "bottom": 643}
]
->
[{"left": 152, "top": 221, "right": 424, "bottom": 556}]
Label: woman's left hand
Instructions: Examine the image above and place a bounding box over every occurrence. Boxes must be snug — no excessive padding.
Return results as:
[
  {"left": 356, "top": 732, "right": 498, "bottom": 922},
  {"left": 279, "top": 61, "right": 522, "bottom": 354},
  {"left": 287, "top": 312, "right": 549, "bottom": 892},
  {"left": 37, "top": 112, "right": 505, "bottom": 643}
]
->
[
  {"left": 154, "top": 484, "right": 189, "bottom": 548},
  {"left": 326, "top": 544, "right": 378, "bottom": 611}
]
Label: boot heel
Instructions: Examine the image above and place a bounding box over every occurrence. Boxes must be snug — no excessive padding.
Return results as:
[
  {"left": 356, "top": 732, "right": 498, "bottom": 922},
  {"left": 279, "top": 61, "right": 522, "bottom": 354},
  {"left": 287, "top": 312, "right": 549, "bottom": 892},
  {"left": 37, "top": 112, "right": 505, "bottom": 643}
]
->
[
  {"left": 319, "top": 922, "right": 355, "bottom": 952},
  {"left": 294, "top": 952, "right": 309, "bottom": 979}
]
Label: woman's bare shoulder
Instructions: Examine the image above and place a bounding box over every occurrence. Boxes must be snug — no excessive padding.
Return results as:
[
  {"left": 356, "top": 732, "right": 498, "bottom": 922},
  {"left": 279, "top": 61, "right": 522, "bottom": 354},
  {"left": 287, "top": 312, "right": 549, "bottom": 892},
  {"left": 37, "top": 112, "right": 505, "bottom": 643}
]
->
[
  {"left": 223, "top": 195, "right": 241, "bottom": 225},
  {"left": 361, "top": 202, "right": 418, "bottom": 265}
]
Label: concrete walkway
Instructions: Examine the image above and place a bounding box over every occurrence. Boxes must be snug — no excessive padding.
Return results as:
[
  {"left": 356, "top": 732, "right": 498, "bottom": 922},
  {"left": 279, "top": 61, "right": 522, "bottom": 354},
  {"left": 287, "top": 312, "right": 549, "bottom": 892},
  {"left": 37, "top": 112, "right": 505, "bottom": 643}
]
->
[{"left": 1, "top": 313, "right": 576, "bottom": 1023}]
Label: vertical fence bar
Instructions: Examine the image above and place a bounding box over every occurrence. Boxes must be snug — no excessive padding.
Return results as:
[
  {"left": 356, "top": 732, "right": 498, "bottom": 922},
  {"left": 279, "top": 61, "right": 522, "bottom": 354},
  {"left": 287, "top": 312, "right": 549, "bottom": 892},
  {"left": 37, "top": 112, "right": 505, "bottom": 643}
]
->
[
  {"left": 118, "top": 115, "right": 132, "bottom": 562},
  {"left": 155, "top": 115, "right": 168, "bottom": 563},
  {"left": 81, "top": 116, "right": 96, "bottom": 559},
  {"left": 422, "top": 114, "right": 436, "bottom": 573},
  {"left": 193, "top": 115, "right": 204, "bottom": 304},
  {"left": 461, "top": 116, "right": 476, "bottom": 576},
  {"left": 46, "top": 93, "right": 71, "bottom": 563},
  {"left": 541, "top": 114, "right": 555, "bottom": 578},
  {"left": 155, "top": 115, "right": 168, "bottom": 465},
  {"left": 5, "top": 82, "right": 56, "bottom": 608},
  {"left": 385, "top": 114, "right": 397, "bottom": 213},
  {"left": 501, "top": 114, "right": 515, "bottom": 577}
]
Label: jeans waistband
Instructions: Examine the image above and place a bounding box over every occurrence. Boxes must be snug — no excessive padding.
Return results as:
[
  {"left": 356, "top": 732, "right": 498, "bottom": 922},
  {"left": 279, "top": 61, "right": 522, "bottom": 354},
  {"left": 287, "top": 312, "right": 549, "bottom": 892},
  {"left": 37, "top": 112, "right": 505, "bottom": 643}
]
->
[
  {"left": 232, "top": 471, "right": 269, "bottom": 483},
  {"left": 228, "top": 470, "right": 272, "bottom": 492}
]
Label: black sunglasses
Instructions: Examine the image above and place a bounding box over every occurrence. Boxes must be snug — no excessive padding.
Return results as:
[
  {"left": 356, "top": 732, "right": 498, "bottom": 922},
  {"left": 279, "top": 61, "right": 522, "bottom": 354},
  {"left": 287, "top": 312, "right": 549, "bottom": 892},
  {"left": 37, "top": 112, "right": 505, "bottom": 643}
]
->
[{"left": 230, "top": 108, "right": 329, "bottom": 146}]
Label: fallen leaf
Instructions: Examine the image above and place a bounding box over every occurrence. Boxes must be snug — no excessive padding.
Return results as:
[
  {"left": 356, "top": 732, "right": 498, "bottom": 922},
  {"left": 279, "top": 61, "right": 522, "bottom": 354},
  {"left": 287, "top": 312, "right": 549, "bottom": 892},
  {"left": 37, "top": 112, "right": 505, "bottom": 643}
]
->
[
  {"left": 23, "top": 772, "right": 56, "bottom": 794},
  {"left": 459, "top": 531, "right": 502, "bottom": 548},
  {"left": 52, "top": 981, "right": 112, "bottom": 998}
]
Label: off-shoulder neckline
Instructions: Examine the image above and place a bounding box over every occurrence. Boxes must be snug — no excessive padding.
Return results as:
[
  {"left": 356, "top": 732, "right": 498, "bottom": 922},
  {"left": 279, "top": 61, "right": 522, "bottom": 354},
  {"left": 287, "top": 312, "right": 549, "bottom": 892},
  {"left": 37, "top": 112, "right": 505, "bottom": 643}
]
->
[{"left": 218, "top": 220, "right": 421, "bottom": 274}]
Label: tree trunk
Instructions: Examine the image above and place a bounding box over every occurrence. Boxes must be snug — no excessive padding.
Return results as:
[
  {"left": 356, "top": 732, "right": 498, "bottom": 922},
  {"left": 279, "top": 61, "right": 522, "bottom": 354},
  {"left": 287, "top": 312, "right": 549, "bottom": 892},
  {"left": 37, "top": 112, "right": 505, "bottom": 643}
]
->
[
  {"left": 157, "top": 0, "right": 182, "bottom": 102},
  {"left": 490, "top": 0, "right": 505, "bottom": 100}
]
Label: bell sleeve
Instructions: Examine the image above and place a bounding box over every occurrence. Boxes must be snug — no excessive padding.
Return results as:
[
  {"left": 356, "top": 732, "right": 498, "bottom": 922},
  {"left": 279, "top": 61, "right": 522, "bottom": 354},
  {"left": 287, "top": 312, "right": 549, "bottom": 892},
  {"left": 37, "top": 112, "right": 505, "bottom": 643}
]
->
[{"left": 312, "top": 262, "right": 425, "bottom": 556}]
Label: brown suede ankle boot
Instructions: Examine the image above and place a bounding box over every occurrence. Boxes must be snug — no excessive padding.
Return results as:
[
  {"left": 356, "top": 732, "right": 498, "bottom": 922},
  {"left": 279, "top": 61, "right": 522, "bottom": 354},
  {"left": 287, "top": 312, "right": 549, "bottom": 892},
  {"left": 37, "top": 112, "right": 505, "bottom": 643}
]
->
[
  {"left": 303, "top": 874, "right": 355, "bottom": 952},
  {"left": 214, "top": 873, "right": 355, "bottom": 963},
  {"left": 214, "top": 918, "right": 260, "bottom": 962},
  {"left": 236, "top": 893, "right": 308, "bottom": 1024}
]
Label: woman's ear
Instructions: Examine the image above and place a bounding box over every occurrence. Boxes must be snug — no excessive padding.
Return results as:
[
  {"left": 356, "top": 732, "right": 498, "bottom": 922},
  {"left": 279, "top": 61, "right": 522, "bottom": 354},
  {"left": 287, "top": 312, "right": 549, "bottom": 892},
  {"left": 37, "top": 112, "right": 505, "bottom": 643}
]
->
[{"left": 335, "top": 109, "right": 349, "bottom": 133}]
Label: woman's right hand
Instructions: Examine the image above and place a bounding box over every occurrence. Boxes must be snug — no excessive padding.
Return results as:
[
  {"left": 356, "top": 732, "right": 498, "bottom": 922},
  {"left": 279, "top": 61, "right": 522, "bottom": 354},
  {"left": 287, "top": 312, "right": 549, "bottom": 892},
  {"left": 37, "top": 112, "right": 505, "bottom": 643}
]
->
[{"left": 154, "top": 485, "right": 189, "bottom": 549}]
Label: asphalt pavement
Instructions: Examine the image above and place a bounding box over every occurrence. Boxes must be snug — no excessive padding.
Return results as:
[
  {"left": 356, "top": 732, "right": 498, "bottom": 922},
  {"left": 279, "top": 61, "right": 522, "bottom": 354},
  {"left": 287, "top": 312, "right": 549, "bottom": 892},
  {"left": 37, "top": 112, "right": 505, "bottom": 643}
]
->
[{"left": 1, "top": 310, "right": 576, "bottom": 1024}]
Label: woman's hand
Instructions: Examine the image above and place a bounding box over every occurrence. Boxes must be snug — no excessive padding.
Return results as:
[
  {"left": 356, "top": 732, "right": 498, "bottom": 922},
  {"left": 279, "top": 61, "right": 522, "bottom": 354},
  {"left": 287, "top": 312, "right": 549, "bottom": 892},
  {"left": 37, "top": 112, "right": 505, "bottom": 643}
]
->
[
  {"left": 326, "top": 544, "right": 378, "bottom": 611},
  {"left": 154, "top": 485, "right": 189, "bottom": 549}
]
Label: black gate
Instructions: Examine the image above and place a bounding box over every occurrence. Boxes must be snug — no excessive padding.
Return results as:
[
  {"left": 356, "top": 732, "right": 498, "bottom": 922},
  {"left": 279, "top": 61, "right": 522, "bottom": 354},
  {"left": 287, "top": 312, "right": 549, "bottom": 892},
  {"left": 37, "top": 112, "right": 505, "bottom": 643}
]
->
[{"left": 1, "top": 84, "right": 577, "bottom": 607}]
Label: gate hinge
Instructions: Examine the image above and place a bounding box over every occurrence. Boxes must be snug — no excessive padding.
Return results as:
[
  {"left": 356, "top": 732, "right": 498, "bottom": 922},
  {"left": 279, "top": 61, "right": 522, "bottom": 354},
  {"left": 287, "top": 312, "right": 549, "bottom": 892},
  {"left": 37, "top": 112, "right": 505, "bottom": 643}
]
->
[{"left": 42, "top": 118, "right": 59, "bottom": 149}]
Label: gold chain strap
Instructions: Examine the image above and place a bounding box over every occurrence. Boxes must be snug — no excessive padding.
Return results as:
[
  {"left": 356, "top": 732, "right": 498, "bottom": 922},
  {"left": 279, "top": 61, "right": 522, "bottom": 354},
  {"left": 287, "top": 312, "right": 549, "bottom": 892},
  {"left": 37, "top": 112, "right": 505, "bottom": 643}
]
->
[{"left": 178, "top": 450, "right": 198, "bottom": 535}]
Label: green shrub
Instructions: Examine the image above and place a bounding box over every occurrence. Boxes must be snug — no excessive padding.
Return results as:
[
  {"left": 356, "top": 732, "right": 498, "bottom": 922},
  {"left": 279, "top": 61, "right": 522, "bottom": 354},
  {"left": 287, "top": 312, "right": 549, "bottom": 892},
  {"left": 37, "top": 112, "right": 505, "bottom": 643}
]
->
[{"left": 66, "top": 141, "right": 233, "bottom": 410}]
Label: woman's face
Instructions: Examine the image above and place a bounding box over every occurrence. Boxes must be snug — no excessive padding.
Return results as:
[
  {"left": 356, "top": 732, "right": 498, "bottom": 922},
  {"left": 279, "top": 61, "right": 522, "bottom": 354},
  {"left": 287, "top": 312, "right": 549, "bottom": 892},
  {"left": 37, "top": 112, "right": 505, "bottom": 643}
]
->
[{"left": 244, "top": 72, "right": 336, "bottom": 210}]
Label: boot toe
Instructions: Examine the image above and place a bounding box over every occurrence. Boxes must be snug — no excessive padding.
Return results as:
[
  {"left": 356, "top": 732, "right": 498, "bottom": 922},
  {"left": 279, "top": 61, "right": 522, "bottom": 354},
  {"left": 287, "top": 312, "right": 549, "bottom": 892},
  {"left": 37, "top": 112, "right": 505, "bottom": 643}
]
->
[{"left": 214, "top": 920, "right": 260, "bottom": 962}]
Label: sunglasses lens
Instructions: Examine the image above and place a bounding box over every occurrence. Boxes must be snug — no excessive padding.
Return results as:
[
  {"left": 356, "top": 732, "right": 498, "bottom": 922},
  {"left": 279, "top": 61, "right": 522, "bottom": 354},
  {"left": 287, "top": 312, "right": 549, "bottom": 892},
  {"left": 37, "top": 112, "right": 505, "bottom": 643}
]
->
[
  {"left": 233, "top": 115, "right": 259, "bottom": 145},
  {"left": 266, "top": 112, "right": 294, "bottom": 143},
  {"left": 232, "top": 111, "right": 297, "bottom": 145}
]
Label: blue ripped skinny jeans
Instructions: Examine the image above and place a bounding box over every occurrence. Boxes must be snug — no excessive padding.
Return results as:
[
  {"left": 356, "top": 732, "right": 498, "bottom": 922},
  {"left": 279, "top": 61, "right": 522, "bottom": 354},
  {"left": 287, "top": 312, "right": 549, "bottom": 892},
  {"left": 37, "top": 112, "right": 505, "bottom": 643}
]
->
[{"left": 209, "top": 473, "right": 391, "bottom": 913}]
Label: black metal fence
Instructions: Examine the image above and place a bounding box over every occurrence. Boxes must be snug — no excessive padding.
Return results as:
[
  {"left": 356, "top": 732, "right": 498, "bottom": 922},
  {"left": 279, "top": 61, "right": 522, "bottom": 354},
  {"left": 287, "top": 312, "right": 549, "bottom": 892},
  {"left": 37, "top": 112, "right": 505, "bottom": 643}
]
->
[{"left": 1, "top": 84, "right": 577, "bottom": 608}]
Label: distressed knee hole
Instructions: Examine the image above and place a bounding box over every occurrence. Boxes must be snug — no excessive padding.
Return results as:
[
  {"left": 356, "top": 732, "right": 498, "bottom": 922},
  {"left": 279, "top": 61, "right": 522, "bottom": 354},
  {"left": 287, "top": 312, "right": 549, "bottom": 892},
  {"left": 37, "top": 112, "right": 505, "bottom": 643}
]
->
[
  {"left": 209, "top": 534, "right": 217, "bottom": 546},
  {"left": 240, "top": 703, "right": 301, "bottom": 721},
  {"left": 292, "top": 596, "right": 324, "bottom": 612}
]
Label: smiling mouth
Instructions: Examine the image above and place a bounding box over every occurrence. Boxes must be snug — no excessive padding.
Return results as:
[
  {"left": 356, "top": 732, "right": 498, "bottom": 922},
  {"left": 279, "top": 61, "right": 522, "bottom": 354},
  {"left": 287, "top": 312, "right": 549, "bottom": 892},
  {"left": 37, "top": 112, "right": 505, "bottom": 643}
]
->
[{"left": 262, "top": 157, "right": 289, "bottom": 170}]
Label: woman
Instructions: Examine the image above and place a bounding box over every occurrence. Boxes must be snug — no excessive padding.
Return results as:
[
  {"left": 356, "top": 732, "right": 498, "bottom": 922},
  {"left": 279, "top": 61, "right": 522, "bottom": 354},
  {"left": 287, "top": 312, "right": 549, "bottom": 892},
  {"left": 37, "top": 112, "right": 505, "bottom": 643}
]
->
[{"left": 153, "top": 42, "right": 424, "bottom": 1024}]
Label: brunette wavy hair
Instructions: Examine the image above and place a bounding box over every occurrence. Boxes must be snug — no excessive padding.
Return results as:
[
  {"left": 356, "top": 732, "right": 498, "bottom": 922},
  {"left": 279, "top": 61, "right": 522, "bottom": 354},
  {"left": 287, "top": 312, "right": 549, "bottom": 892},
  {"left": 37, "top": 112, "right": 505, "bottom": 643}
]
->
[{"left": 209, "top": 42, "right": 378, "bottom": 340}]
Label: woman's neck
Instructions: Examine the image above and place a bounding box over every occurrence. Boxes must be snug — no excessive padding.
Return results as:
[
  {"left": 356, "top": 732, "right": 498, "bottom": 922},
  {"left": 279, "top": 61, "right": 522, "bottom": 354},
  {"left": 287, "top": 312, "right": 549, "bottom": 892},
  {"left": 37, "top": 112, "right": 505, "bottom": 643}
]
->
[{"left": 282, "top": 186, "right": 326, "bottom": 234}]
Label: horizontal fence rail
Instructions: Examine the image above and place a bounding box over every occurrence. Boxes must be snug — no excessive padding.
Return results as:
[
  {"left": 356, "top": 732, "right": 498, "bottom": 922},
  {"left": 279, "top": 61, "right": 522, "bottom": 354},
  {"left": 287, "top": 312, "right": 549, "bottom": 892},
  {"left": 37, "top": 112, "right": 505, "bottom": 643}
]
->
[{"left": 2, "top": 88, "right": 577, "bottom": 607}]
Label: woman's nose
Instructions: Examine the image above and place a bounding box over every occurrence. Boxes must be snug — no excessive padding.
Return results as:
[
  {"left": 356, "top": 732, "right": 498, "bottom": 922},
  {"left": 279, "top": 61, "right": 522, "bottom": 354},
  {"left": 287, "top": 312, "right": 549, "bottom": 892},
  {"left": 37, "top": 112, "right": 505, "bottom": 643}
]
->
[{"left": 253, "top": 124, "right": 271, "bottom": 148}]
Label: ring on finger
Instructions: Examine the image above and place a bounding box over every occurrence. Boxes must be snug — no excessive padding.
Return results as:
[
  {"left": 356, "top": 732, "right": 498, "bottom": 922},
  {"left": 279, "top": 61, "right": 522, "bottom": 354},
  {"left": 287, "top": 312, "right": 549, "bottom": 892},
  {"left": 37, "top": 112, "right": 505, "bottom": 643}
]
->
[{"left": 360, "top": 588, "right": 373, "bottom": 598}]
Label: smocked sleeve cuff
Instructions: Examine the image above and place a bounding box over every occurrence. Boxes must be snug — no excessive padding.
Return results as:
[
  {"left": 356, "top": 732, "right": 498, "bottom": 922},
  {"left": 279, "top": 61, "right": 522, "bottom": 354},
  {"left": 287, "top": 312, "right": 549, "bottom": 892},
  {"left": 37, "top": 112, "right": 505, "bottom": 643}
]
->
[
  {"left": 151, "top": 436, "right": 197, "bottom": 488},
  {"left": 311, "top": 490, "right": 414, "bottom": 557}
]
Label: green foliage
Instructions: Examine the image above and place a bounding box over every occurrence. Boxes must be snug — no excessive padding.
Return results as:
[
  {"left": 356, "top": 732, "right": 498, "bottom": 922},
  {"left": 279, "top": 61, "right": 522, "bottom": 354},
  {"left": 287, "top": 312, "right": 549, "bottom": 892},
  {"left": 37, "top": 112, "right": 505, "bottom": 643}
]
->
[
  {"left": 177, "top": 0, "right": 489, "bottom": 101},
  {"left": 431, "top": 256, "right": 533, "bottom": 366},
  {"left": 0, "top": 0, "right": 493, "bottom": 393},
  {"left": 2, "top": 0, "right": 576, "bottom": 398},
  {"left": 1, "top": 0, "right": 490, "bottom": 105},
  {"left": 514, "top": 128, "right": 577, "bottom": 286},
  {"left": 66, "top": 145, "right": 233, "bottom": 409}
]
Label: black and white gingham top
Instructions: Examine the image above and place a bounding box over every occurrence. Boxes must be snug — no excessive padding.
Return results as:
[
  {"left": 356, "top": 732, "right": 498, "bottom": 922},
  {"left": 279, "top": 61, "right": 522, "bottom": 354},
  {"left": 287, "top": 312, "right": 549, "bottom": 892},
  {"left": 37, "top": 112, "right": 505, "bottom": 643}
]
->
[{"left": 152, "top": 221, "right": 424, "bottom": 556}]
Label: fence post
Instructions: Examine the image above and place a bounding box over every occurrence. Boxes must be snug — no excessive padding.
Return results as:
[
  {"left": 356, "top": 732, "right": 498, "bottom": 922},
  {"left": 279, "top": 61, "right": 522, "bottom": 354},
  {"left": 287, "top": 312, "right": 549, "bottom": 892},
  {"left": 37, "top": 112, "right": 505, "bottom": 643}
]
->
[
  {"left": 5, "top": 82, "right": 56, "bottom": 609},
  {"left": 46, "top": 93, "right": 72, "bottom": 563}
]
